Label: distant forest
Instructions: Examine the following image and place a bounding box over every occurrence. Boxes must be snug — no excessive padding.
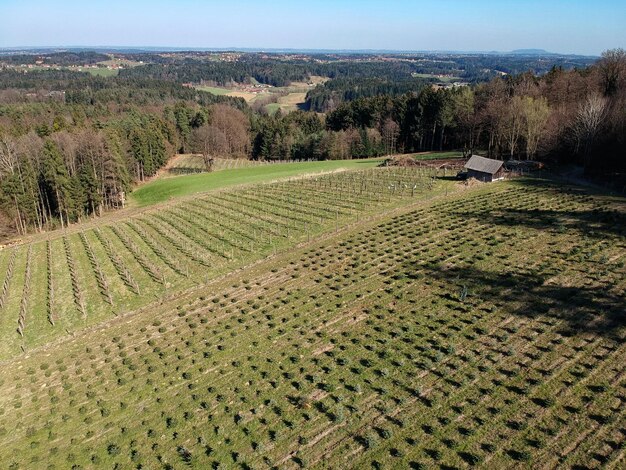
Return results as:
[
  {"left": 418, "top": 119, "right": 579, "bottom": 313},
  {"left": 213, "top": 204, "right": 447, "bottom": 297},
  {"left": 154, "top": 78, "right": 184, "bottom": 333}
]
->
[
  {"left": 0, "top": 49, "right": 623, "bottom": 236},
  {"left": 116, "top": 52, "right": 595, "bottom": 86}
]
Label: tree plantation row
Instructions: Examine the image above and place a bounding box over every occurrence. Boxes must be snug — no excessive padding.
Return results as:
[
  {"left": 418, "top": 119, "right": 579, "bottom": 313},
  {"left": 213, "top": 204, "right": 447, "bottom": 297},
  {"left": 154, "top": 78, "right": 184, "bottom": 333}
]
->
[
  {"left": 0, "top": 178, "right": 623, "bottom": 469},
  {"left": 0, "top": 167, "right": 435, "bottom": 359}
]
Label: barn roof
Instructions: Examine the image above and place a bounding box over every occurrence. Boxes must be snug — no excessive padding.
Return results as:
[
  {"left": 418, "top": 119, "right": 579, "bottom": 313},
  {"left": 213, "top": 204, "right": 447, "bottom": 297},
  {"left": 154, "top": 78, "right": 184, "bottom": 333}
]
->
[{"left": 464, "top": 155, "right": 504, "bottom": 175}]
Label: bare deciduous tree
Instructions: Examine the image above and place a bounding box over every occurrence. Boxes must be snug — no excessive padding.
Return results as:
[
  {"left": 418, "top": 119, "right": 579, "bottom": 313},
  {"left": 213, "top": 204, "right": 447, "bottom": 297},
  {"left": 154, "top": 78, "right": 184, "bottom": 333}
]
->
[
  {"left": 50, "top": 131, "right": 79, "bottom": 176},
  {"left": 503, "top": 96, "right": 525, "bottom": 158},
  {"left": 191, "top": 125, "right": 225, "bottom": 170},
  {"left": 190, "top": 105, "right": 251, "bottom": 169},
  {"left": 0, "top": 135, "right": 17, "bottom": 176},
  {"left": 599, "top": 48, "right": 626, "bottom": 97},
  {"left": 573, "top": 94, "right": 607, "bottom": 166},
  {"left": 382, "top": 118, "right": 400, "bottom": 156},
  {"left": 209, "top": 104, "right": 251, "bottom": 157},
  {"left": 521, "top": 97, "right": 550, "bottom": 159}
]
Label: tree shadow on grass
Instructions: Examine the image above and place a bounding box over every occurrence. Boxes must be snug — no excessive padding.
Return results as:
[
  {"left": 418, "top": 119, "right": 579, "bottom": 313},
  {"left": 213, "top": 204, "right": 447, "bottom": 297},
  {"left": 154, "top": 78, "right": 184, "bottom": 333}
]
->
[
  {"left": 397, "top": 176, "right": 625, "bottom": 336},
  {"left": 480, "top": 178, "right": 626, "bottom": 237},
  {"left": 402, "top": 262, "right": 625, "bottom": 339},
  {"left": 449, "top": 206, "right": 626, "bottom": 240}
]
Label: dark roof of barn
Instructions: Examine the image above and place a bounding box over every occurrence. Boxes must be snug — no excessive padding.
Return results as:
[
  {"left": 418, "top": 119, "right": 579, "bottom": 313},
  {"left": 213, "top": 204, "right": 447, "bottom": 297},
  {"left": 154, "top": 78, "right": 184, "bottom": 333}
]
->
[{"left": 464, "top": 155, "right": 504, "bottom": 175}]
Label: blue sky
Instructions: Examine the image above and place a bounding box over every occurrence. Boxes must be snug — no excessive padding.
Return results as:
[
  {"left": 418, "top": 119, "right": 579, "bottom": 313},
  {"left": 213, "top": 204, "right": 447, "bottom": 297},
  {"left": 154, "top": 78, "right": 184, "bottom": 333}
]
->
[{"left": 0, "top": 0, "right": 624, "bottom": 55}]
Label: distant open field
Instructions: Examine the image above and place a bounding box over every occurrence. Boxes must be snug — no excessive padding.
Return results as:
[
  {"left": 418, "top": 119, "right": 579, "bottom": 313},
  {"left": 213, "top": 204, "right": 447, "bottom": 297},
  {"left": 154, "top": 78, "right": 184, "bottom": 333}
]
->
[
  {"left": 196, "top": 85, "right": 264, "bottom": 103},
  {"left": 132, "top": 158, "right": 385, "bottom": 206},
  {"left": 83, "top": 67, "right": 119, "bottom": 77},
  {"left": 412, "top": 72, "right": 463, "bottom": 82},
  {"left": 196, "top": 79, "right": 316, "bottom": 112},
  {"left": 0, "top": 175, "right": 623, "bottom": 469},
  {"left": 195, "top": 86, "right": 238, "bottom": 96},
  {"left": 265, "top": 91, "right": 308, "bottom": 114},
  {"left": 97, "top": 58, "right": 143, "bottom": 68}
]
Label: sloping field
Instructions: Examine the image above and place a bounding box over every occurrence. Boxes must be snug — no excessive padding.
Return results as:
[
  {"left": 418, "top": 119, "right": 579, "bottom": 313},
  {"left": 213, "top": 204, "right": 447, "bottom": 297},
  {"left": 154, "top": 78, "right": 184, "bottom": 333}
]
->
[
  {"left": 131, "top": 158, "right": 384, "bottom": 207},
  {"left": 163, "top": 155, "right": 321, "bottom": 176},
  {"left": 0, "top": 168, "right": 433, "bottom": 359},
  {"left": 265, "top": 92, "right": 308, "bottom": 115},
  {"left": 0, "top": 177, "right": 624, "bottom": 469},
  {"left": 195, "top": 86, "right": 258, "bottom": 102}
]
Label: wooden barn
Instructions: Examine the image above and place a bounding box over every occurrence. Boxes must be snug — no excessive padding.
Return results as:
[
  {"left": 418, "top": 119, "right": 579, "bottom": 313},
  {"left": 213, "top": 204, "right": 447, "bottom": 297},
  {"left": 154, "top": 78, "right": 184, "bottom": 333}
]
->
[{"left": 464, "top": 155, "right": 505, "bottom": 182}]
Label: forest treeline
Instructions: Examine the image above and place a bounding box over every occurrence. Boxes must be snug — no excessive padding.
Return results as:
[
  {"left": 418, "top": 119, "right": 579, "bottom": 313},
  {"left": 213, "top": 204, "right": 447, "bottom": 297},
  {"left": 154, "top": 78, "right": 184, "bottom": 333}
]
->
[
  {"left": 255, "top": 50, "right": 625, "bottom": 166},
  {"left": 1, "top": 51, "right": 110, "bottom": 66},
  {"left": 116, "top": 52, "right": 595, "bottom": 87},
  {"left": 118, "top": 58, "right": 444, "bottom": 88},
  {"left": 0, "top": 49, "right": 623, "bottom": 236},
  {"left": 0, "top": 73, "right": 246, "bottom": 233},
  {"left": 304, "top": 77, "right": 436, "bottom": 112}
]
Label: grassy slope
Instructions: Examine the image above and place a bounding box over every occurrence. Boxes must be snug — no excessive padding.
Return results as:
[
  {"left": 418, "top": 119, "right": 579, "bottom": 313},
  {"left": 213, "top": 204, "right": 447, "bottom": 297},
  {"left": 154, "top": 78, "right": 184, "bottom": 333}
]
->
[
  {"left": 166, "top": 152, "right": 462, "bottom": 175},
  {"left": 411, "top": 151, "right": 464, "bottom": 160},
  {"left": 84, "top": 68, "right": 119, "bottom": 77},
  {"left": 0, "top": 177, "right": 623, "bottom": 469},
  {"left": 265, "top": 91, "right": 308, "bottom": 115},
  {"left": 195, "top": 85, "right": 234, "bottom": 96},
  {"left": 412, "top": 73, "right": 462, "bottom": 82},
  {"left": 131, "top": 158, "right": 384, "bottom": 206}
]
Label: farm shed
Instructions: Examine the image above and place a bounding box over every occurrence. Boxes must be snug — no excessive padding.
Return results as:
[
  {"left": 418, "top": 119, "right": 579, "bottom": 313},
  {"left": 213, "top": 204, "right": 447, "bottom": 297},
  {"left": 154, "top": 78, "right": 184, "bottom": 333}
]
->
[{"left": 464, "top": 155, "right": 505, "bottom": 182}]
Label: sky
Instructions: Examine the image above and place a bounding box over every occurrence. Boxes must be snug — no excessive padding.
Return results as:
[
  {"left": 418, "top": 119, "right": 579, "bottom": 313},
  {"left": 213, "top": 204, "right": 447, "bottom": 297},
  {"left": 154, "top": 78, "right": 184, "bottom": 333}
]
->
[{"left": 0, "top": 0, "right": 624, "bottom": 55}]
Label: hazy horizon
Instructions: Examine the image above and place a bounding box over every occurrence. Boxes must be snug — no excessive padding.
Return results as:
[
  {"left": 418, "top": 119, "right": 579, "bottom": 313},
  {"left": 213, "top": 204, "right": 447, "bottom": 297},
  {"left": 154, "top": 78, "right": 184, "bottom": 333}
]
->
[
  {"left": 0, "top": 45, "right": 600, "bottom": 57},
  {"left": 1, "top": 1, "right": 624, "bottom": 56}
]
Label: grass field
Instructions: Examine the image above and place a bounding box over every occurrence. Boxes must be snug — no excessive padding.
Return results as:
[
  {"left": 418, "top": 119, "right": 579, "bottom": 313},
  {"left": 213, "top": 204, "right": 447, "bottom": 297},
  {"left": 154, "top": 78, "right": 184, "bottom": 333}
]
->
[
  {"left": 195, "top": 85, "right": 264, "bottom": 103},
  {"left": 411, "top": 151, "right": 464, "bottom": 160},
  {"left": 195, "top": 83, "right": 309, "bottom": 112},
  {"left": 163, "top": 152, "right": 464, "bottom": 178},
  {"left": 0, "top": 175, "right": 624, "bottom": 469},
  {"left": 195, "top": 86, "right": 237, "bottom": 97},
  {"left": 265, "top": 91, "right": 308, "bottom": 115},
  {"left": 131, "top": 158, "right": 385, "bottom": 206},
  {"left": 411, "top": 73, "right": 463, "bottom": 83},
  {"left": 164, "top": 155, "right": 321, "bottom": 175},
  {"left": 83, "top": 68, "right": 119, "bottom": 77},
  {"left": 162, "top": 153, "right": 462, "bottom": 179}
]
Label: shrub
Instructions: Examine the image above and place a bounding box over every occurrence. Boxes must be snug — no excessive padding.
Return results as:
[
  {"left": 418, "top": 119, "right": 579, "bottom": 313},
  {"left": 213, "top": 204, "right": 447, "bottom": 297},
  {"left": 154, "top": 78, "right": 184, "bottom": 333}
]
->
[
  {"left": 107, "top": 444, "right": 120, "bottom": 456},
  {"left": 361, "top": 432, "right": 378, "bottom": 449}
]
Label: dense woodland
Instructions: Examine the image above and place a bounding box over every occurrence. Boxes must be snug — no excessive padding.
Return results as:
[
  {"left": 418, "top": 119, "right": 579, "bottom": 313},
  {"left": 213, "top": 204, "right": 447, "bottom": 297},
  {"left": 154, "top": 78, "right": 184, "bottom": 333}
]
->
[
  {"left": 1, "top": 51, "right": 110, "bottom": 66},
  {"left": 0, "top": 49, "right": 623, "bottom": 237},
  {"left": 304, "top": 77, "right": 435, "bottom": 112},
  {"left": 116, "top": 52, "right": 595, "bottom": 85}
]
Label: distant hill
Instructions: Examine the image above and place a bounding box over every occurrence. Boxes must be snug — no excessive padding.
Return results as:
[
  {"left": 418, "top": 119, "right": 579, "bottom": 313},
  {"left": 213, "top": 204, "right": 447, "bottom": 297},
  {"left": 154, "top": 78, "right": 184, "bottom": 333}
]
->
[
  {"left": 0, "top": 46, "right": 595, "bottom": 58},
  {"left": 510, "top": 49, "right": 551, "bottom": 55}
]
